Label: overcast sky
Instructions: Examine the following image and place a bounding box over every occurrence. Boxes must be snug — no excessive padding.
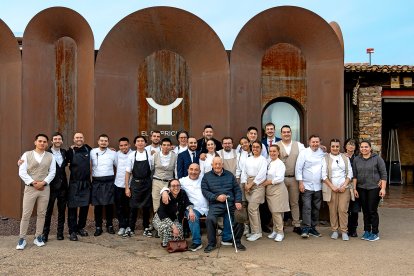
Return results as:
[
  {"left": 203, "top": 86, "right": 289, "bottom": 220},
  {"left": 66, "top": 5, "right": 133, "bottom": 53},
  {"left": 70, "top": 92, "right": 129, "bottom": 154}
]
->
[{"left": 1, "top": 0, "right": 413, "bottom": 65}]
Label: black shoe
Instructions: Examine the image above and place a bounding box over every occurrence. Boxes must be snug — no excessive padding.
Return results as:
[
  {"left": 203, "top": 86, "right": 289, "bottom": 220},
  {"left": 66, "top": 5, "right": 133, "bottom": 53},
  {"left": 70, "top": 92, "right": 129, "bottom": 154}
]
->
[
  {"left": 77, "top": 229, "right": 88, "bottom": 237},
  {"left": 236, "top": 243, "right": 246, "bottom": 251},
  {"left": 69, "top": 232, "right": 78, "bottom": 241},
  {"left": 301, "top": 228, "right": 309, "bottom": 238},
  {"left": 42, "top": 234, "right": 48, "bottom": 243},
  {"left": 261, "top": 225, "right": 272, "bottom": 233},
  {"left": 57, "top": 233, "right": 64, "bottom": 240},
  {"left": 204, "top": 244, "right": 216, "bottom": 253},
  {"left": 349, "top": 232, "right": 358, "bottom": 238},
  {"left": 107, "top": 226, "right": 115, "bottom": 234},
  {"left": 94, "top": 227, "right": 103, "bottom": 236},
  {"left": 309, "top": 228, "right": 322, "bottom": 237},
  {"left": 189, "top": 243, "right": 203, "bottom": 252},
  {"left": 293, "top": 227, "right": 302, "bottom": 235}
]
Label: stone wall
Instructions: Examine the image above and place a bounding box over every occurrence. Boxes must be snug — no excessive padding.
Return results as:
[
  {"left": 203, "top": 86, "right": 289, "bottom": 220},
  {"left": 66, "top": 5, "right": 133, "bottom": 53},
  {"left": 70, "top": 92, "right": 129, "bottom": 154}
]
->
[{"left": 355, "top": 86, "right": 382, "bottom": 153}]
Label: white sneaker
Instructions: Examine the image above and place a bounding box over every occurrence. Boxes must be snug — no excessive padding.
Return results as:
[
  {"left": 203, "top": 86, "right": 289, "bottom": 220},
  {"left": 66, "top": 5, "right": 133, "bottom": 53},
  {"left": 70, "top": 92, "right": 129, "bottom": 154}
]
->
[
  {"left": 220, "top": 240, "right": 233, "bottom": 246},
  {"left": 16, "top": 238, "right": 26, "bottom": 250},
  {"left": 267, "top": 231, "right": 277, "bottom": 239},
  {"left": 342, "top": 233, "right": 349, "bottom": 241},
  {"left": 331, "top": 231, "right": 339, "bottom": 240},
  {"left": 247, "top": 233, "right": 262, "bottom": 242},
  {"left": 33, "top": 236, "right": 45, "bottom": 247},
  {"left": 274, "top": 233, "right": 284, "bottom": 242},
  {"left": 117, "top": 228, "right": 126, "bottom": 236}
]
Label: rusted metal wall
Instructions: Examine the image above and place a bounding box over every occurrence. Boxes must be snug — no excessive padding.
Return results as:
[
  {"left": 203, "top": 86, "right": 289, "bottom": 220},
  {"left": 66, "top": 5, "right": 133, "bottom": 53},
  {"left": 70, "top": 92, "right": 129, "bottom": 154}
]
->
[
  {"left": 94, "top": 7, "right": 229, "bottom": 144},
  {"left": 22, "top": 7, "right": 94, "bottom": 152},
  {"left": 55, "top": 37, "right": 77, "bottom": 146},
  {"left": 231, "top": 6, "right": 344, "bottom": 144},
  {"left": 137, "top": 50, "right": 190, "bottom": 136},
  {"left": 0, "top": 19, "right": 22, "bottom": 219},
  {"left": 261, "top": 43, "right": 307, "bottom": 108}
]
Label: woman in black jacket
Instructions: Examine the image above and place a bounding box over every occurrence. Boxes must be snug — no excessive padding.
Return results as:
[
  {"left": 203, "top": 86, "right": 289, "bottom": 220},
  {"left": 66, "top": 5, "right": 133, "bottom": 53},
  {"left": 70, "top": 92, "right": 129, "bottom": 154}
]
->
[{"left": 152, "top": 179, "right": 193, "bottom": 247}]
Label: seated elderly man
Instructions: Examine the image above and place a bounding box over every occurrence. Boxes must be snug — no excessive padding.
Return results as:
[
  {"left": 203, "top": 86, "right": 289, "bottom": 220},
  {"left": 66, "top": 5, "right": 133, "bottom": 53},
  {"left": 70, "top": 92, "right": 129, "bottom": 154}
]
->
[
  {"left": 161, "top": 163, "right": 209, "bottom": 252},
  {"left": 201, "top": 157, "right": 246, "bottom": 253}
]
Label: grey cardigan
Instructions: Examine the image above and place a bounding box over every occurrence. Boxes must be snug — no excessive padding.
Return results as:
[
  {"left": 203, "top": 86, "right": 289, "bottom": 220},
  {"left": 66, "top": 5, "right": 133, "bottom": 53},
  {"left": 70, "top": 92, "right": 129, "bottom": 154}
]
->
[{"left": 352, "top": 153, "right": 387, "bottom": 190}]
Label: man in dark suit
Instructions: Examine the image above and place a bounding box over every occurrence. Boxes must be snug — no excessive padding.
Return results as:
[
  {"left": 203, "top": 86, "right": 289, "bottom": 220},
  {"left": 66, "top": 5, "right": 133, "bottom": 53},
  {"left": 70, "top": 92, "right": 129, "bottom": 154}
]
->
[
  {"left": 177, "top": 137, "right": 200, "bottom": 178},
  {"left": 43, "top": 132, "right": 68, "bottom": 242},
  {"left": 197, "top": 125, "right": 222, "bottom": 154},
  {"left": 261, "top": 122, "right": 282, "bottom": 158}
]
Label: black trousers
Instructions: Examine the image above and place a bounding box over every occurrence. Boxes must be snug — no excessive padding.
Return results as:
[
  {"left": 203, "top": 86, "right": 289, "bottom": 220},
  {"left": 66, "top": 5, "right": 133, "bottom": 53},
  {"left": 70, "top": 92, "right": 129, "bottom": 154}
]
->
[
  {"left": 358, "top": 187, "right": 380, "bottom": 234},
  {"left": 114, "top": 186, "right": 129, "bottom": 229},
  {"left": 68, "top": 206, "right": 89, "bottom": 234},
  {"left": 94, "top": 205, "right": 114, "bottom": 227},
  {"left": 259, "top": 201, "right": 272, "bottom": 228},
  {"left": 43, "top": 188, "right": 67, "bottom": 235},
  {"left": 348, "top": 199, "right": 361, "bottom": 233},
  {"left": 129, "top": 207, "right": 150, "bottom": 231}
]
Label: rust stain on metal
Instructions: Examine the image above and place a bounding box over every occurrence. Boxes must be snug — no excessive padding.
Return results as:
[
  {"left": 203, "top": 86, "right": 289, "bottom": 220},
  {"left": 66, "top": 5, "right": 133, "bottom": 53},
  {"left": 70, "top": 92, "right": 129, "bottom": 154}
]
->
[
  {"left": 137, "top": 49, "right": 190, "bottom": 136},
  {"left": 261, "top": 43, "right": 307, "bottom": 109},
  {"left": 55, "top": 37, "right": 76, "bottom": 147}
]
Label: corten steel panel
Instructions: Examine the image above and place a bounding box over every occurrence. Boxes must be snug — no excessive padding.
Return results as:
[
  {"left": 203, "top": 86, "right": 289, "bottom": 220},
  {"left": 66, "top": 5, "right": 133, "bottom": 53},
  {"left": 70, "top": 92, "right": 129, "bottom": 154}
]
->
[
  {"left": 95, "top": 7, "right": 229, "bottom": 144},
  {"left": 231, "top": 6, "right": 344, "bottom": 144},
  {"left": 0, "top": 19, "right": 22, "bottom": 218},
  {"left": 22, "top": 7, "right": 94, "bottom": 150},
  {"left": 261, "top": 43, "right": 307, "bottom": 108},
  {"left": 137, "top": 50, "right": 190, "bottom": 136},
  {"left": 55, "top": 37, "right": 77, "bottom": 147}
]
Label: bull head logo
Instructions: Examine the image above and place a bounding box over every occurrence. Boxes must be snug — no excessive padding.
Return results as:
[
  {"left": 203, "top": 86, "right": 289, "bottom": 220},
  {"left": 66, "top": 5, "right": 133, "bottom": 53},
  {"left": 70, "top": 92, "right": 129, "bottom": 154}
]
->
[{"left": 146, "top": 98, "right": 183, "bottom": 125}]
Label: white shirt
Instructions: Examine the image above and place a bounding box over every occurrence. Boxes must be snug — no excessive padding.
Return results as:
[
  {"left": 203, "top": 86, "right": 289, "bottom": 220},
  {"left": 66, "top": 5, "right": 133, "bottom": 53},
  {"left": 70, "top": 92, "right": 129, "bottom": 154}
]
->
[
  {"left": 218, "top": 149, "right": 237, "bottom": 160},
  {"left": 280, "top": 140, "right": 306, "bottom": 155},
  {"left": 114, "top": 149, "right": 132, "bottom": 188},
  {"left": 126, "top": 149, "right": 153, "bottom": 173},
  {"left": 267, "top": 158, "right": 286, "bottom": 185},
  {"left": 145, "top": 144, "right": 160, "bottom": 155},
  {"left": 173, "top": 145, "right": 188, "bottom": 155},
  {"left": 241, "top": 155, "right": 268, "bottom": 185},
  {"left": 295, "top": 147, "right": 325, "bottom": 191},
  {"left": 50, "top": 147, "right": 63, "bottom": 167},
  {"left": 161, "top": 176, "right": 209, "bottom": 216},
  {"left": 236, "top": 150, "right": 250, "bottom": 178},
  {"left": 19, "top": 151, "right": 56, "bottom": 185},
  {"left": 91, "top": 148, "right": 117, "bottom": 177},
  {"left": 199, "top": 152, "right": 217, "bottom": 176},
  {"left": 322, "top": 154, "right": 353, "bottom": 188}
]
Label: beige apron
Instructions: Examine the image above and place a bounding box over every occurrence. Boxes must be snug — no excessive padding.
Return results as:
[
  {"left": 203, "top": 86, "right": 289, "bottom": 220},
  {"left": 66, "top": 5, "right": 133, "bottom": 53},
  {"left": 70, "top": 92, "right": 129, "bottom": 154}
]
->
[
  {"left": 221, "top": 149, "right": 237, "bottom": 176},
  {"left": 245, "top": 176, "right": 265, "bottom": 204},
  {"left": 266, "top": 182, "right": 290, "bottom": 213}
]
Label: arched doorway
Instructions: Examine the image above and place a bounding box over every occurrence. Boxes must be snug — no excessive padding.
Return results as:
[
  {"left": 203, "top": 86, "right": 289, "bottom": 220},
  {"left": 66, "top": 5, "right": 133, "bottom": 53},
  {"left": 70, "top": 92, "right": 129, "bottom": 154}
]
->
[{"left": 262, "top": 98, "right": 304, "bottom": 142}]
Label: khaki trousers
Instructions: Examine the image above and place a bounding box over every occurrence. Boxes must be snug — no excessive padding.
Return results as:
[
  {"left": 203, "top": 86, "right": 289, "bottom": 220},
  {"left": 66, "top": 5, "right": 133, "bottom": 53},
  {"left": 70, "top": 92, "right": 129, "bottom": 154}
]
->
[
  {"left": 327, "top": 190, "right": 351, "bottom": 233},
  {"left": 19, "top": 185, "right": 50, "bottom": 239},
  {"left": 272, "top": 212, "right": 284, "bottom": 234},
  {"left": 152, "top": 179, "right": 168, "bottom": 213},
  {"left": 284, "top": 177, "right": 300, "bottom": 227},
  {"left": 246, "top": 184, "right": 265, "bottom": 234}
]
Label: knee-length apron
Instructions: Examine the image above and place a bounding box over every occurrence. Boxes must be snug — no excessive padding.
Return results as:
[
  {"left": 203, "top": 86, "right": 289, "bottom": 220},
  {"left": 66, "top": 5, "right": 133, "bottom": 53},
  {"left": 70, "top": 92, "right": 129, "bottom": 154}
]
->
[
  {"left": 68, "top": 147, "right": 91, "bottom": 208},
  {"left": 130, "top": 150, "right": 152, "bottom": 209}
]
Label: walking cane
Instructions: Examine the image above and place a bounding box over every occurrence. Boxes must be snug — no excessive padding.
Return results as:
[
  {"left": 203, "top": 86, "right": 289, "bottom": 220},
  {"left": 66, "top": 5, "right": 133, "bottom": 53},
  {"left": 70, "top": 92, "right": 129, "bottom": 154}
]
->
[{"left": 225, "top": 196, "right": 238, "bottom": 253}]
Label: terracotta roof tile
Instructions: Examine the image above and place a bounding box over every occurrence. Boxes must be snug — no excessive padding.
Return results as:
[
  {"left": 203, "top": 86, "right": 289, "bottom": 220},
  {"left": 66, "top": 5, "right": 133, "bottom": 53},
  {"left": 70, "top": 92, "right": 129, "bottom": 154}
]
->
[{"left": 344, "top": 64, "right": 414, "bottom": 73}]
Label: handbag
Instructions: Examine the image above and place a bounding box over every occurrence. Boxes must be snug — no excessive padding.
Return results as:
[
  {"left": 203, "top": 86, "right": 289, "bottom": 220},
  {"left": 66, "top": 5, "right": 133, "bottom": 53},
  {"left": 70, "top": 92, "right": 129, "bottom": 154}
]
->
[{"left": 166, "top": 239, "right": 188, "bottom": 253}]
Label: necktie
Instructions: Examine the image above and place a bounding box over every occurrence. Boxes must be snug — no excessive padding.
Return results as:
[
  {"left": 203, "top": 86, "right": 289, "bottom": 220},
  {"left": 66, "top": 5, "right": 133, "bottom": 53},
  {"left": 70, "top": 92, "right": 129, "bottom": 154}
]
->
[{"left": 192, "top": 152, "right": 195, "bottom": 162}]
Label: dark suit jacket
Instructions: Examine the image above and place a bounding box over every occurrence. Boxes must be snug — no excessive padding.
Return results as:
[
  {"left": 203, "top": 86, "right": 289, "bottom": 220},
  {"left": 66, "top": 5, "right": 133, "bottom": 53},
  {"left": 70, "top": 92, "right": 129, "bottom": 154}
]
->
[
  {"left": 177, "top": 150, "right": 200, "bottom": 178},
  {"left": 261, "top": 136, "right": 282, "bottom": 154},
  {"left": 47, "top": 147, "right": 68, "bottom": 191}
]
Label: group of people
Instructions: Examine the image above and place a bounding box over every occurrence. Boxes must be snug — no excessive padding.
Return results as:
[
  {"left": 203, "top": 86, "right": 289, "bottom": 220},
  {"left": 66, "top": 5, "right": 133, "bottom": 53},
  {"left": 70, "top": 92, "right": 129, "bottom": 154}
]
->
[{"left": 16, "top": 123, "right": 388, "bottom": 252}]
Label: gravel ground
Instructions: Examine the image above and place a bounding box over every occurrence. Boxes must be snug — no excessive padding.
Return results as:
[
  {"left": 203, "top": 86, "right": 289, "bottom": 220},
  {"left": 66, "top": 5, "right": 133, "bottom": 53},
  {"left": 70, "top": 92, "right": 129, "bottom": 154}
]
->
[{"left": 1, "top": 208, "right": 414, "bottom": 275}]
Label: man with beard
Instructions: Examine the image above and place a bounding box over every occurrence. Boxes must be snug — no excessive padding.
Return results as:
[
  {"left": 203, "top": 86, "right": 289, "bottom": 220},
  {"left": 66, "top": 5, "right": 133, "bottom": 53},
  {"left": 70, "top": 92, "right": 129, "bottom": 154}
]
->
[
  {"left": 197, "top": 125, "right": 222, "bottom": 154},
  {"left": 42, "top": 132, "right": 68, "bottom": 242},
  {"left": 90, "top": 134, "right": 117, "bottom": 236},
  {"left": 177, "top": 137, "right": 200, "bottom": 178},
  {"left": 67, "top": 132, "right": 92, "bottom": 241},
  {"left": 145, "top": 130, "right": 161, "bottom": 156}
]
